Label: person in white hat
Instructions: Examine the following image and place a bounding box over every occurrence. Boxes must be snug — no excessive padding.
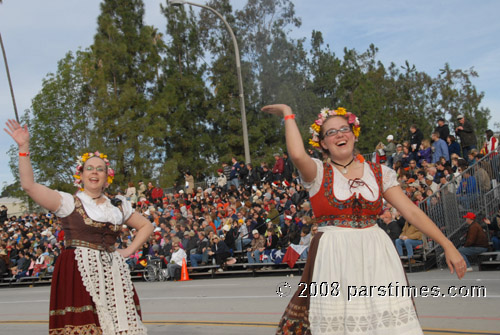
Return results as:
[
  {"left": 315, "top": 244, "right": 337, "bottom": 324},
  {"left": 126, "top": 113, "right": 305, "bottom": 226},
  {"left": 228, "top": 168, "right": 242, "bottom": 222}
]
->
[
  {"left": 246, "top": 229, "right": 265, "bottom": 264},
  {"left": 384, "top": 134, "right": 396, "bottom": 167}
]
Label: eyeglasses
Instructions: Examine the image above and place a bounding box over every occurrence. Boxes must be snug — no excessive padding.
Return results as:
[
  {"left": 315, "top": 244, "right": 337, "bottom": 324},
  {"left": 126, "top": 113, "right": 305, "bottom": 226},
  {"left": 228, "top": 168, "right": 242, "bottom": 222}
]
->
[
  {"left": 324, "top": 126, "right": 351, "bottom": 137},
  {"left": 85, "top": 166, "right": 106, "bottom": 172}
]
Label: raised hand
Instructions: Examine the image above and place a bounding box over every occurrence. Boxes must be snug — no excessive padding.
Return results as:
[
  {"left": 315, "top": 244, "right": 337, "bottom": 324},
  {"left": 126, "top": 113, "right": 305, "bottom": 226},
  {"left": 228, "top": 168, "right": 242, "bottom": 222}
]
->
[
  {"left": 4, "top": 119, "right": 30, "bottom": 149},
  {"left": 261, "top": 104, "right": 293, "bottom": 118}
]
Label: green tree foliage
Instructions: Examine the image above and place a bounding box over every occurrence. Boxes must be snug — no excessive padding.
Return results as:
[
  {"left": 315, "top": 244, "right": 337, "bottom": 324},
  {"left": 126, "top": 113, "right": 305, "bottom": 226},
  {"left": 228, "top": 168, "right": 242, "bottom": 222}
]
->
[
  {"left": 24, "top": 51, "right": 94, "bottom": 192},
  {"left": 91, "top": 0, "right": 164, "bottom": 185},
  {"left": 156, "top": 4, "right": 213, "bottom": 187}
]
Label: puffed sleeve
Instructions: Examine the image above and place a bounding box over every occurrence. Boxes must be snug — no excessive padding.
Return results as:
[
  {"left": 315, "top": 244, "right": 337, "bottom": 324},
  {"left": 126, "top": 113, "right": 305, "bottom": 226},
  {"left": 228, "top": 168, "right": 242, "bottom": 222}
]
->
[
  {"left": 115, "top": 195, "right": 134, "bottom": 222},
  {"left": 299, "top": 158, "right": 324, "bottom": 197},
  {"left": 381, "top": 165, "right": 400, "bottom": 192},
  {"left": 54, "top": 191, "right": 76, "bottom": 218}
]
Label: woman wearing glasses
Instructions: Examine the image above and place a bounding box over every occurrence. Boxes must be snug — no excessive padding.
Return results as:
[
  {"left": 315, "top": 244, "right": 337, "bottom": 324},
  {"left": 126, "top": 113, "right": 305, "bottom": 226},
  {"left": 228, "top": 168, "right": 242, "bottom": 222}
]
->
[
  {"left": 4, "top": 119, "right": 152, "bottom": 334},
  {"left": 261, "top": 105, "right": 466, "bottom": 335}
]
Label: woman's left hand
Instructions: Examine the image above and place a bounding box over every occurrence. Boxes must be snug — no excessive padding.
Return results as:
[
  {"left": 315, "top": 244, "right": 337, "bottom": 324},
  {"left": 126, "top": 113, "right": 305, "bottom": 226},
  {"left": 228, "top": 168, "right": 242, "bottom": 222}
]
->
[
  {"left": 117, "top": 248, "right": 132, "bottom": 259},
  {"left": 445, "top": 247, "right": 467, "bottom": 279}
]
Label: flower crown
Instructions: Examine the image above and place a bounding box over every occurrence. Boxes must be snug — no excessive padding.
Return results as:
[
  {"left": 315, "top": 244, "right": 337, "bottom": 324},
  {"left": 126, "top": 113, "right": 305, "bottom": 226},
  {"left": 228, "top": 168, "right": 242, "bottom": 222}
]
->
[
  {"left": 73, "top": 151, "right": 115, "bottom": 189},
  {"left": 309, "top": 107, "right": 361, "bottom": 148}
]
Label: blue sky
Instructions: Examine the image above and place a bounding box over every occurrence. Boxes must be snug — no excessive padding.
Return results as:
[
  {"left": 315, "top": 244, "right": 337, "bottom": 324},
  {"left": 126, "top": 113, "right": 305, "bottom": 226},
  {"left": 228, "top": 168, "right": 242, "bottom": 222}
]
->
[{"left": 1, "top": 0, "right": 499, "bottom": 189}]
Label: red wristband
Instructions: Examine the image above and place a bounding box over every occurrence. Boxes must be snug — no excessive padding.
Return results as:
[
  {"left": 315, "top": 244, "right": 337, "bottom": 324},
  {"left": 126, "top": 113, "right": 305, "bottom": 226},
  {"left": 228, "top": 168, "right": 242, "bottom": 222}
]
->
[
  {"left": 284, "top": 114, "right": 295, "bottom": 121},
  {"left": 19, "top": 152, "right": 30, "bottom": 157}
]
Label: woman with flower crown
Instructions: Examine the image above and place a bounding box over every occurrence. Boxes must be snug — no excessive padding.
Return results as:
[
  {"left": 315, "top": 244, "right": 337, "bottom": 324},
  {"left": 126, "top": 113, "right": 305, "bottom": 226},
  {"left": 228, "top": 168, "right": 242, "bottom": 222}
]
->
[
  {"left": 4, "top": 119, "right": 152, "bottom": 335},
  {"left": 261, "top": 105, "right": 466, "bottom": 335}
]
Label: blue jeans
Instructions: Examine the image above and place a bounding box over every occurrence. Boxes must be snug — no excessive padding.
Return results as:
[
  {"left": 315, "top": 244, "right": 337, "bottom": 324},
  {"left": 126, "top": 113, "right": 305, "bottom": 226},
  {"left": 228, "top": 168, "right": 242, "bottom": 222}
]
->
[
  {"left": 229, "top": 178, "right": 239, "bottom": 189},
  {"left": 190, "top": 251, "right": 208, "bottom": 267},
  {"left": 395, "top": 238, "right": 423, "bottom": 258},
  {"left": 492, "top": 236, "right": 500, "bottom": 251},
  {"left": 458, "top": 246, "right": 487, "bottom": 267},
  {"left": 247, "top": 249, "right": 262, "bottom": 263},
  {"left": 236, "top": 237, "right": 251, "bottom": 251},
  {"left": 462, "top": 145, "right": 476, "bottom": 163}
]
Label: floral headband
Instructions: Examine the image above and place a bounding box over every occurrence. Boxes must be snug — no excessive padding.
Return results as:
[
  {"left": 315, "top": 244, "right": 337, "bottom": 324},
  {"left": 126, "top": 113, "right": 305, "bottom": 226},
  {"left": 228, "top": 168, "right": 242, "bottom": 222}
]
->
[
  {"left": 73, "top": 151, "right": 115, "bottom": 189},
  {"left": 309, "top": 107, "right": 361, "bottom": 148}
]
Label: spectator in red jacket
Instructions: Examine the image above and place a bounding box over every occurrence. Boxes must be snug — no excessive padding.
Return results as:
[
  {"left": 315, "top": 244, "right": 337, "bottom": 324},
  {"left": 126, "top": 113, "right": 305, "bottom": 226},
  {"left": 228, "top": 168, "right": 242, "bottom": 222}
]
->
[{"left": 272, "top": 153, "right": 284, "bottom": 181}]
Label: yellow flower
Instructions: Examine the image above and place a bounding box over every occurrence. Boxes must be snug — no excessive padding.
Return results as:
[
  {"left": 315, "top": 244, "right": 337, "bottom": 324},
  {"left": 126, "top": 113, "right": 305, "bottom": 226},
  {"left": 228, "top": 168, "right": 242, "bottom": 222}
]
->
[
  {"left": 310, "top": 123, "right": 321, "bottom": 133},
  {"left": 107, "top": 176, "right": 113, "bottom": 184},
  {"left": 73, "top": 175, "right": 80, "bottom": 179},
  {"left": 335, "top": 107, "right": 347, "bottom": 116},
  {"left": 308, "top": 139, "right": 320, "bottom": 147},
  {"left": 352, "top": 126, "right": 361, "bottom": 138}
]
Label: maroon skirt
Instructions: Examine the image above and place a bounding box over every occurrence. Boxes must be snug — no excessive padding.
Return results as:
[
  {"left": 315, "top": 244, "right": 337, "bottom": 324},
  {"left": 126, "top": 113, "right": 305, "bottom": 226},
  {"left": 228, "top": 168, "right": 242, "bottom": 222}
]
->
[{"left": 49, "top": 249, "right": 142, "bottom": 335}]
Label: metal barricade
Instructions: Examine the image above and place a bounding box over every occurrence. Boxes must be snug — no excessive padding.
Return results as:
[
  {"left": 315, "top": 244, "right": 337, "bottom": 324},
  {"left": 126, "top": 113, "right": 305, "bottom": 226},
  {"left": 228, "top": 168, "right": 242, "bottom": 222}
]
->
[{"left": 418, "top": 147, "right": 500, "bottom": 267}]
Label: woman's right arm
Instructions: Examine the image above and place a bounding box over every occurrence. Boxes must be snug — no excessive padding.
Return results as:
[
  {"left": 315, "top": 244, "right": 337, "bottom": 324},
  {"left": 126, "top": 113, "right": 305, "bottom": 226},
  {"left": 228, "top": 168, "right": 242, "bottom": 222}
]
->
[
  {"left": 4, "top": 119, "right": 61, "bottom": 212},
  {"left": 261, "top": 104, "right": 317, "bottom": 182}
]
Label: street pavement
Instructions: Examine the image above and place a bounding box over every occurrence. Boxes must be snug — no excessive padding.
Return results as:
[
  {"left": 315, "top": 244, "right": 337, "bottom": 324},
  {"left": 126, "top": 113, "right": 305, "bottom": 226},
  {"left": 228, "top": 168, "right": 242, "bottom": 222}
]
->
[{"left": 0, "top": 267, "right": 499, "bottom": 335}]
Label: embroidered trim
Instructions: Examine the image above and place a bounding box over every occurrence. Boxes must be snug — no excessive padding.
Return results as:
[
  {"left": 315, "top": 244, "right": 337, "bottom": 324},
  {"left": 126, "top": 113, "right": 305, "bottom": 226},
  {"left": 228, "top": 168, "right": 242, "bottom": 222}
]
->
[
  {"left": 50, "top": 305, "right": 96, "bottom": 316},
  {"left": 65, "top": 239, "right": 116, "bottom": 252},
  {"left": 49, "top": 324, "right": 103, "bottom": 335},
  {"left": 75, "top": 247, "right": 147, "bottom": 334},
  {"left": 318, "top": 218, "right": 377, "bottom": 229},
  {"left": 74, "top": 196, "right": 107, "bottom": 228}
]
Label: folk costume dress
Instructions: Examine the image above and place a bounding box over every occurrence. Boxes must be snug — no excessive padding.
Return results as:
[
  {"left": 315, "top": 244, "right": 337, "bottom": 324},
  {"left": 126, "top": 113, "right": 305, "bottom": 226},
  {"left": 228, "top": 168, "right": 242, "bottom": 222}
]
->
[
  {"left": 277, "top": 159, "right": 423, "bottom": 335},
  {"left": 49, "top": 191, "right": 147, "bottom": 335}
]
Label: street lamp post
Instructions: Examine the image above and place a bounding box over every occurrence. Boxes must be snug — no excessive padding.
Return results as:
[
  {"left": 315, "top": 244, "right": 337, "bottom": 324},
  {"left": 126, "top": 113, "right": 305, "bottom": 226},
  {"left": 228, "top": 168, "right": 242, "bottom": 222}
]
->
[
  {"left": 168, "top": 0, "right": 250, "bottom": 164},
  {"left": 0, "top": 32, "right": 20, "bottom": 122}
]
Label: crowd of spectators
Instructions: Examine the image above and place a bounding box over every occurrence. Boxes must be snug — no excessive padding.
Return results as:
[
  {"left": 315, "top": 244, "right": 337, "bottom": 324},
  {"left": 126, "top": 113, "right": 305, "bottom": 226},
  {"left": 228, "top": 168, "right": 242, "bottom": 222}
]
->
[{"left": 1, "top": 116, "right": 499, "bottom": 280}]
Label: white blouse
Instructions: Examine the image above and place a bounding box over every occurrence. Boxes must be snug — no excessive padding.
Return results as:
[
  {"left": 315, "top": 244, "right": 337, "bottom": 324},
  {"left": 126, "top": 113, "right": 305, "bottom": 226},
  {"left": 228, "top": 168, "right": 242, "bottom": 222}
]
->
[
  {"left": 55, "top": 191, "right": 133, "bottom": 226},
  {"left": 302, "top": 158, "right": 399, "bottom": 201}
]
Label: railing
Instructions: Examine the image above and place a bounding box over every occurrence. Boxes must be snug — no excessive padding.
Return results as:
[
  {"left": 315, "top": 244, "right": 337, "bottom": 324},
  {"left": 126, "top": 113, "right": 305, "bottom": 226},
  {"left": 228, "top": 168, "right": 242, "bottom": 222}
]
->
[{"left": 418, "top": 147, "right": 500, "bottom": 267}]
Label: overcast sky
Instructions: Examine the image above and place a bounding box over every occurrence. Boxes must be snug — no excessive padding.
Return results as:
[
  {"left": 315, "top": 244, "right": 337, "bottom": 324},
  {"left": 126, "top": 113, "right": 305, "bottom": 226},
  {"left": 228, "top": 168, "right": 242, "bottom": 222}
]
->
[{"left": 1, "top": 0, "right": 499, "bottom": 189}]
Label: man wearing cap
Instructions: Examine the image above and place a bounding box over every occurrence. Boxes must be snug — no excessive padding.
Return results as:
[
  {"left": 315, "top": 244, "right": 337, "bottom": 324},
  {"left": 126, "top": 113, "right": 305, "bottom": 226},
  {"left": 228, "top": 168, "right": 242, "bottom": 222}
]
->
[
  {"left": 435, "top": 118, "right": 450, "bottom": 142},
  {"left": 167, "top": 242, "right": 187, "bottom": 280},
  {"left": 384, "top": 135, "right": 396, "bottom": 168},
  {"left": 246, "top": 229, "right": 265, "bottom": 264},
  {"left": 455, "top": 115, "right": 477, "bottom": 163},
  {"left": 458, "top": 212, "right": 488, "bottom": 271}
]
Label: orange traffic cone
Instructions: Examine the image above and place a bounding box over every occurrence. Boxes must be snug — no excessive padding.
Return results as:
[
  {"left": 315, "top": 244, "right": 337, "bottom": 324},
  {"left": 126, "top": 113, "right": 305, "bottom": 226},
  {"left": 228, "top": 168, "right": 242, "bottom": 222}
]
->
[{"left": 179, "top": 258, "right": 191, "bottom": 281}]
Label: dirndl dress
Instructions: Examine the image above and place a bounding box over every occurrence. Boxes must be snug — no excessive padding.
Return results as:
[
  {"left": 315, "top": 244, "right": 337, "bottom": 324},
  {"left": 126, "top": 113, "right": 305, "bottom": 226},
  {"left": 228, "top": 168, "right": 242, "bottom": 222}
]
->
[
  {"left": 49, "top": 192, "right": 147, "bottom": 335},
  {"left": 277, "top": 159, "right": 423, "bottom": 335}
]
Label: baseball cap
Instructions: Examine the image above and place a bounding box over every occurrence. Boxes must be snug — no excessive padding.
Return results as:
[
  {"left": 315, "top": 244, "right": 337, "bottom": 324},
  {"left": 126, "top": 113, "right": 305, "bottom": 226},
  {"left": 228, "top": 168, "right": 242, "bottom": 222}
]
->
[
  {"left": 463, "top": 212, "right": 476, "bottom": 219},
  {"left": 386, "top": 135, "right": 394, "bottom": 141},
  {"left": 252, "top": 229, "right": 259, "bottom": 234},
  {"left": 457, "top": 114, "right": 464, "bottom": 120}
]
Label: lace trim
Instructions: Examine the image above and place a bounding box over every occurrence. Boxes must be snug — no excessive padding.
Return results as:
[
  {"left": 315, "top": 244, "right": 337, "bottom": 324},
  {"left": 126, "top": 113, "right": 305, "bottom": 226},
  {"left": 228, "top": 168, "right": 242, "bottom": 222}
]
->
[
  {"left": 309, "top": 300, "right": 422, "bottom": 334},
  {"left": 49, "top": 324, "right": 102, "bottom": 335},
  {"left": 75, "top": 247, "right": 148, "bottom": 335}
]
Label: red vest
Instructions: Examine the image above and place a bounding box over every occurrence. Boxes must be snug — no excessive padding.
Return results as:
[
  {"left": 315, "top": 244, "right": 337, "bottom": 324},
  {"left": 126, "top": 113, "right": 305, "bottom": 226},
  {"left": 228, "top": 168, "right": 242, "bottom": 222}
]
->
[{"left": 310, "top": 161, "right": 384, "bottom": 228}]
